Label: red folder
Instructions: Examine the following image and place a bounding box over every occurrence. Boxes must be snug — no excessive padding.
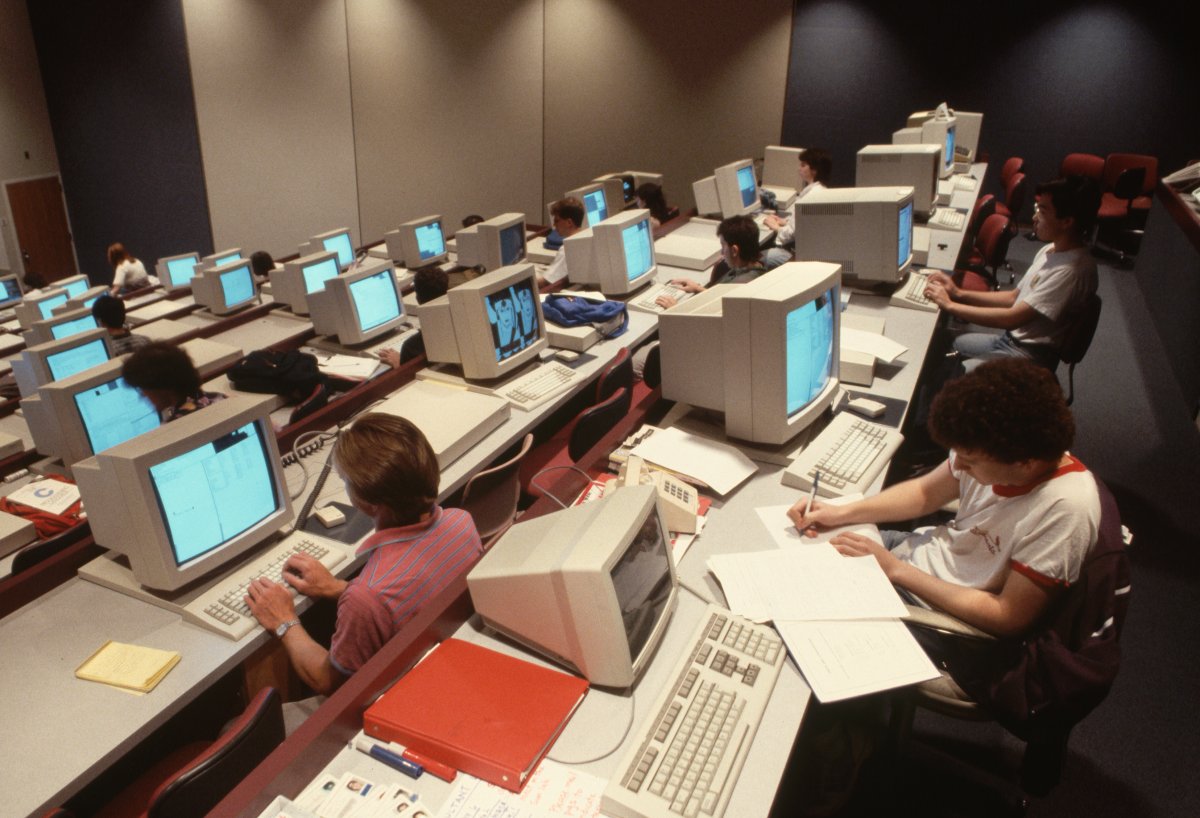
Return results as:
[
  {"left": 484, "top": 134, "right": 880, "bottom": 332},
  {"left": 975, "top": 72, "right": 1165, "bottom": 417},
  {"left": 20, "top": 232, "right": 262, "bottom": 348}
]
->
[{"left": 363, "top": 639, "right": 589, "bottom": 792}]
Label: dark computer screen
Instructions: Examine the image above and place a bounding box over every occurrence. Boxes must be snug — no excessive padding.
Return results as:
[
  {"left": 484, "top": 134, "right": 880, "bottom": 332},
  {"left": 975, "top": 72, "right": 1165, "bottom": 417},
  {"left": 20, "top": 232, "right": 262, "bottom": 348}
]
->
[
  {"left": 47, "top": 337, "right": 109, "bottom": 382},
  {"left": 499, "top": 223, "right": 526, "bottom": 266},
  {"left": 74, "top": 377, "right": 160, "bottom": 456},
  {"left": 610, "top": 510, "right": 674, "bottom": 661},
  {"left": 349, "top": 269, "right": 402, "bottom": 331},
  {"left": 487, "top": 277, "right": 540, "bottom": 363},
  {"left": 785, "top": 288, "right": 836, "bottom": 417},
  {"left": 149, "top": 420, "right": 279, "bottom": 566}
]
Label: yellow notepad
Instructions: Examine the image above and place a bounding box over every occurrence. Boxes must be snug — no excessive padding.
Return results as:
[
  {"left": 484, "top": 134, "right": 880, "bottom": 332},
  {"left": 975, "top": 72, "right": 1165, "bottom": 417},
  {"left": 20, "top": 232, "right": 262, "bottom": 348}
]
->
[{"left": 75, "top": 640, "right": 181, "bottom": 693}]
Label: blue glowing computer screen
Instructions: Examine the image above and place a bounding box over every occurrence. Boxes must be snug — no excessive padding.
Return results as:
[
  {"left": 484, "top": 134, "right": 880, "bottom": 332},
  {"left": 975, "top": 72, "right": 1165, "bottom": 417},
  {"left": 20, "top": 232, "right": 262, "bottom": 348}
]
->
[
  {"left": 487, "top": 277, "right": 540, "bottom": 363},
  {"left": 74, "top": 377, "right": 160, "bottom": 456},
  {"left": 149, "top": 421, "right": 279, "bottom": 565},
  {"left": 63, "top": 279, "right": 89, "bottom": 298},
  {"left": 220, "top": 265, "right": 255, "bottom": 308},
  {"left": 499, "top": 223, "right": 526, "bottom": 266},
  {"left": 349, "top": 269, "right": 401, "bottom": 331},
  {"left": 785, "top": 288, "right": 836, "bottom": 417},
  {"left": 301, "top": 256, "right": 340, "bottom": 294},
  {"left": 621, "top": 219, "right": 654, "bottom": 281},
  {"left": 898, "top": 201, "right": 913, "bottom": 268},
  {"left": 322, "top": 232, "right": 355, "bottom": 269},
  {"left": 51, "top": 314, "right": 98, "bottom": 341},
  {"left": 38, "top": 293, "right": 69, "bottom": 320},
  {"left": 737, "top": 165, "right": 757, "bottom": 208},
  {"left": 214, "top": 252, "right": 242, "bottom": 268},
  {"left": 47, "top": 337, "right": 110, "bottom": 382},
  {"left": 583, "top": 189, "right": 609, "bottom": 225},
  {"left": 167, "top": 255, "right": 200, "bottom": 286},
  {"left": 944, "top": 126, "right": 956, "bottom": 172},
  {"left": 415, "top": 221, "right": 446, "bottom": 262},
  {"left": 0, "top": 278, "right": 21, "bottom": 307}
]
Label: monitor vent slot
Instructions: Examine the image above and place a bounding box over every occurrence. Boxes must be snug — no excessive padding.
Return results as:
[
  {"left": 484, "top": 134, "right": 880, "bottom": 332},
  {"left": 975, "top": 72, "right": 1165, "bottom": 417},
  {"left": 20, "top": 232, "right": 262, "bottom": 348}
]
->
[{"left": 803, "top": 203, "right": 855, "bottom": 217}]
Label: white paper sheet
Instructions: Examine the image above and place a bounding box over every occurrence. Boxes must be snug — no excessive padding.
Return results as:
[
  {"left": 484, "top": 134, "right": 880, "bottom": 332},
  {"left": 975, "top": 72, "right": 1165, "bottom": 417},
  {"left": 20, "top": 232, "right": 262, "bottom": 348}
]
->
[
  {"left": 434, "top": 761, "right": 606, "bottom": 818},
  {"left": 840, "top": 327, "right": 907, "bottom": 364},
  {"left": 775, "top": 618, "right": 940, "bottom": 702},
  {"left": 629, "top": 427, "right": 757, "bottom": 496},
  {"left": 752, "top": 499, "right": 877, "bottom": 550}
]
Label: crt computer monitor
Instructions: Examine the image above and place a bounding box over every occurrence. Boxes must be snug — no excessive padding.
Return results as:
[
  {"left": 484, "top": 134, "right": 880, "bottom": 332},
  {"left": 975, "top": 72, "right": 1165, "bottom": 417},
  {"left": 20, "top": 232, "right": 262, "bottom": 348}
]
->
[
  {"left": 455, "top": 212, "right": 526, "bottom": 272},
  {"left": 54, "top": 286, "right": 108, "bottom": 317},
  {"left": 592, "top": 176, "right": 630, "bottom": 211},
  {"left": 714, "top": 158, "right": 760, "bottom": 218},
  {"left": 856, "top": 143, "right": 941, "bottom": 219},
  {"left": 22, "top": 357, "right": 160, "bottom": 468},
  {"left": 74, "top": 395, "right": 292, "bottom": 592},
  {"left": 659, "top": 261, "right": 842, "bottom": 446},
  {"left": 467, "top": 483, "right": 678, "bottom": 688},
  {"left": 561, "top": 208, "right": 658, "bottom": 295},
  {"left": 302, "top": 228, "right": 356, "bottom": 270},
  {"left": 268, "top": 251, "right": 341, "bottom": 316},
  {"left": 893, "top": 115, "right": 957, "bottom": 179},
  {"left": 57, "top": 275, "right": 90, "bottom": 299},
  {"left": 420, "top": 263, "right": 546, "bottom": 381},
  {"left": 12, "top": 329, "right": 112, "bottom": 398},
  {"left": 24, "top": 307, "right": 99, "bottom": 346},
  {"left": 565, "top": 183, "right": 610, "bottom": 228},
  {"left": 793, "top": 186, "right": 914, "bottom": 285},
  {"left": 35, "top": 290, "right": 70, "bottom": 321},
  {"left": 157, "top": 252, "right": 202, "bottom": 293},
  {"left": 194, "top": 248, "right": 243, "bottom": 277},
  {"left": 307, "top": 259, "right": 405, "bottom": 347},
  {"left": 14, "top": 287, "right": 68, "bottom": 329},
  {"left": 384, "top": 215, "right": 448, "bottom": 269},
  {"left": 0, "top": 274, "right": 22, "bottom": 309},
  {"left": 192, "top": 259, "right": 258, "bottom": 316}
]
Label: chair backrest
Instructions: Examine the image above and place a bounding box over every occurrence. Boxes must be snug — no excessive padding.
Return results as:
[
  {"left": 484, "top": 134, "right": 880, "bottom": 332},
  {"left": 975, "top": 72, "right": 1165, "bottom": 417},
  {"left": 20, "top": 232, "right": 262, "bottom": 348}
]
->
[
  {"left": 146, "top": 687, "right": 285, "bottom": 818},
  {"left": 968, "top": 193, "right": 997, "bottom": 235},
  {"left": 1003, "top": 172, "right": 1029, "bottom": 218},
  {"left": 1059, "top": 292, "right": 1102, "bottom": 367},
  {"left": 458, "top": 432, "right": 534, "bottom": 544},
  {"left": 1112, "top": 167, "right": 1147, "bottom": 204},
  {"left": 976, "top": 213, "right": 1014, "bottom": 272},
  {"left": 11, "top": 524, "right": 90, "bottom": 574},
  {"left": 596, "top": 346, "right": 632, "bottom": 404},
  {"left": 641, "top": 342, "right": 663, "bottom": 389},
  {"left": 568, "top": 386, "right": 631, "bottom": 461},
  {"left": 1060, "top": 152, "right": 1105, "bottom": 182},
  {"left": 1102, "top": 153, "right": 1158, "bottom": 194},
  {"left": 1000, "top": 156, "right": 1025, "bottom": 187}
]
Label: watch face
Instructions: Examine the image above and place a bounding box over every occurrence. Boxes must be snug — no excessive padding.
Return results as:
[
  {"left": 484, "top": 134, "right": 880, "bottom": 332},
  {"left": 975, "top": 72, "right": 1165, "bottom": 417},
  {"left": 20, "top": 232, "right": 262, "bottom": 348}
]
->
[{"left": 275, "top": 621, "right": 292, "bottom": 637}]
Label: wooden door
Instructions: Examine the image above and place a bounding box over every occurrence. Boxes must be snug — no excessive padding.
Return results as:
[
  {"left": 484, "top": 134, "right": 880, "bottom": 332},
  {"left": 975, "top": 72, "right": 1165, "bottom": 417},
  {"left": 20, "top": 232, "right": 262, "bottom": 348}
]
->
[{"left": 5, "top": 175, "right": 78, "bottom": 286}]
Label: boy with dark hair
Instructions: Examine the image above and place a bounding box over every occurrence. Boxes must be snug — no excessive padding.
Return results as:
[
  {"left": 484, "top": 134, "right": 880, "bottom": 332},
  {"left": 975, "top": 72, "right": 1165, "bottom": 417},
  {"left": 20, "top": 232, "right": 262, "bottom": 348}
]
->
[
  {"left": 925, "top": 175, "right": 1102, "bottom": 371},
  {"left": 540, "top": 197, "right": 586, "bottom": 287},
  {"left": 653, "top": 214, "right": 765, "bottom": 309},
  {"left": 121, "top": 341, "right": 225, "bottom": 421},
  {"left": 91, "top": 294, "right": 150, "bottom": 355},
  {"left": 789, "top": 358, "right": 1099, "bottom": 638},
  {"left": 246, "top": 413, "right": 482, "bottom": 695}
]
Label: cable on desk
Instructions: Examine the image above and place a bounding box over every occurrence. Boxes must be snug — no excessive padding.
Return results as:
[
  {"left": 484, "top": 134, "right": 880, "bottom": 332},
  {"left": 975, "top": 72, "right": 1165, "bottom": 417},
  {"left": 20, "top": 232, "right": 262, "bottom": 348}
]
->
[
  {"left": 285, "top": 429, "right": 338, "bottom": 501},
  {"left": 546, "top": 688, "right": 638, "bottom": 766}
]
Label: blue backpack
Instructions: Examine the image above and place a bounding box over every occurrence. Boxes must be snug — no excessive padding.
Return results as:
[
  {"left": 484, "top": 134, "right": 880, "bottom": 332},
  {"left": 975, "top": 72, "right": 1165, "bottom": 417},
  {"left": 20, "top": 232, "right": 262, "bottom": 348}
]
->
[{"left": 541, "top": 294, "right": 628, "bottom": 339}]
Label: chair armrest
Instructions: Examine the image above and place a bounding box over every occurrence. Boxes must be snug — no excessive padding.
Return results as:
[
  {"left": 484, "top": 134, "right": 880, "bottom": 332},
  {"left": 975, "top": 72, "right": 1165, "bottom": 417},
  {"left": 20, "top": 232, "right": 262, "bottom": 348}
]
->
[{"left": 904, "top": 604, "right": 995, "bottom": 641}]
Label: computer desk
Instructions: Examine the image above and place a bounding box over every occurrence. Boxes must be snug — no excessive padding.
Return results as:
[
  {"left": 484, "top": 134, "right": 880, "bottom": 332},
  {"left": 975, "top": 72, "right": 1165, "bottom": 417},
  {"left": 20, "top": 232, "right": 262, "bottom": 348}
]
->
[{"left": 0, "top": 310, "right": 658, "bottom": 818}]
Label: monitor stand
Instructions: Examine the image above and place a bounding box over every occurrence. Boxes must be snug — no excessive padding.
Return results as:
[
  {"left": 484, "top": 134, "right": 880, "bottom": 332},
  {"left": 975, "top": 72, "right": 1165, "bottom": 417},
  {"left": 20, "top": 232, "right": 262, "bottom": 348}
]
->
[{"left": 657, "top": 403, "right": 825, "bottom": 468}]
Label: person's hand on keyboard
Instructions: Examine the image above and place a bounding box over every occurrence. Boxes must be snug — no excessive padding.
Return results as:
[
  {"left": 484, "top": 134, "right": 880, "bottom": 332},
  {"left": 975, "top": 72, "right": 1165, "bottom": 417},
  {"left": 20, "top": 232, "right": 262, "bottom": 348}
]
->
[
  {"left": 668, "top": 277, "right": 706, "bottom": 294},
  {"left": 281, "top": 552, "right": 346, "bottom": 599},
  {"left": 924, "top": 277, "right": 954, "bottom": 309},
  {"left": 244, "top": 576, "right": 298, "bottom": 632},
  {"left": 761, "top": 213, "right": 788, "bottom": 231},
  {"left": 378, "top": 348, "right": 401, "bottom": 369}
]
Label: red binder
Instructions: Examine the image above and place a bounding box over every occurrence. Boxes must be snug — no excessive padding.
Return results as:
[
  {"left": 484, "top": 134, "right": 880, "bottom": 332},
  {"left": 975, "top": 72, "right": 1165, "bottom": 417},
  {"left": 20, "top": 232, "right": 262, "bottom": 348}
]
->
[{"left": 363, "top": 639, "right": 589, "bottom": 793}]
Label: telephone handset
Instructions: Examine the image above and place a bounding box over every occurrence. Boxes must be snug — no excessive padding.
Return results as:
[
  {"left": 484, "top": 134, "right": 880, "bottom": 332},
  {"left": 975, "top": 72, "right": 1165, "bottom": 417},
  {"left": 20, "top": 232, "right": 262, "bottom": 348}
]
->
[{"left": 603, "top": 455, "right": 699, "bottom": 534}]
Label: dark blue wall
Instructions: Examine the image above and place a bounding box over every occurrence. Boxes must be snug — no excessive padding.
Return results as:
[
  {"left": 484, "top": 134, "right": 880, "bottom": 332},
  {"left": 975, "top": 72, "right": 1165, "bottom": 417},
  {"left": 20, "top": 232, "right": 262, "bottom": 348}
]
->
[
  {"left": 26, "top": 0, "right": 211, "bottom": 285},
  {"left": 782, "top": 1, "right": 1200, "bottom": 213}
]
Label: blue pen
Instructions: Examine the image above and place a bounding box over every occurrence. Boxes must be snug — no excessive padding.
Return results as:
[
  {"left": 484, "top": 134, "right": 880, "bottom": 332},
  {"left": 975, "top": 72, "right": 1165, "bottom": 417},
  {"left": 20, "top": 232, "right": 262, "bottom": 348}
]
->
[{"left": 354, "top": 736, "right": 423, "bottom": 778}]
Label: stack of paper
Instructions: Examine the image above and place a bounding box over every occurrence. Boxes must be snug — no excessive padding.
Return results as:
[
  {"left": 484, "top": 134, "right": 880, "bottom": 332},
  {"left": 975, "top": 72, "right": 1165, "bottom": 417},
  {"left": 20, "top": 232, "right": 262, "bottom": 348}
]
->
[
  {"left": 706, "top": 503, "right": 939, "bottom": 702},
  {"left": 75, "top": 640, "right": 181, "bottom": 693}
]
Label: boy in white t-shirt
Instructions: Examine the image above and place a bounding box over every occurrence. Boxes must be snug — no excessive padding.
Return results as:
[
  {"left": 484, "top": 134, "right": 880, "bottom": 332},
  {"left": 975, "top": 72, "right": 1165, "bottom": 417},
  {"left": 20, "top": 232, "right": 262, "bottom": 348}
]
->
[{"left": 788, "top": 358, "right": 1099, "bottom": 638}]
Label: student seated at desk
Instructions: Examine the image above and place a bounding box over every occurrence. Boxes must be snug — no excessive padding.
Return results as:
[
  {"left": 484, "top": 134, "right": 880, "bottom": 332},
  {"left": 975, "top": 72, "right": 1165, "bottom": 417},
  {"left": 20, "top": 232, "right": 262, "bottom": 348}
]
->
[
  {"left": 121, "top": 341, "right": 226, "bottom": 422},
  {"left": 107, "top": 242, "right": 156, "bottom": 295},
  {"left": 250, "top": 250, "right": 275, "bottom": 285},
  {"left": 788, "top": 358, "right": 1099, "bottom": 639},
  {"left": 762, "top": 147, "right": 831, "bottom": 270},
  {"left": 923, "top": 175, "right": 1101, "bottom": 372},
  {"left": 378, "top": 266, "right": 449, "bottom": 369},
  {"left": 92, "top": 294, "right": 150, "bottom": 355},
  {"left": 654, "top": 214, "right": 766, "bottom": 309},
  {"left": 636, "top": 182, "right": 674, "bottom": 227},
  {"left": 245, "top": 413, "right": 483, "bottom": 695},
  {"left": 539, "top": 197, "right": 585, "bottom": 288}
]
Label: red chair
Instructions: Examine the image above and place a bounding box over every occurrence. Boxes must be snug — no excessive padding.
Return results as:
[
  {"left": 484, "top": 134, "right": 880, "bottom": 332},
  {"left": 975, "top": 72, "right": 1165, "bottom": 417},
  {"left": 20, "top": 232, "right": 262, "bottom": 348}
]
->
[
  {"left": 953, "top": 213, "right": 1014, "bottom": 291},
  {"left": 1060, "top": 152, "right": 1105, "bottom": 183},
  {"left": 1096, "top": 153, "right": 1158, "bottom": 260},
  {"left": 998, "top": 156, "right": 1025, "bottom": 190},
  {"left": 595, "top": 346, "right": 632, "bottom": 403},
  {"left": 457, "top": 432, "right": 534, "bottom": 547},
  {"left": 994, "top": 172, "right": 1029, "bottom": 230},
  {"left": 92, "top": 687, "right": 285, "bottom": 818}
]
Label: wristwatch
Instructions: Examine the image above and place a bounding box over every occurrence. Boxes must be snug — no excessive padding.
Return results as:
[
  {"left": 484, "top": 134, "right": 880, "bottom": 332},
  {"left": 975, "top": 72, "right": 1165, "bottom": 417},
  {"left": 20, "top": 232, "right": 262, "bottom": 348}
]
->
[{"left": 274, "top": 618, "right": 300, "bottom": 638}]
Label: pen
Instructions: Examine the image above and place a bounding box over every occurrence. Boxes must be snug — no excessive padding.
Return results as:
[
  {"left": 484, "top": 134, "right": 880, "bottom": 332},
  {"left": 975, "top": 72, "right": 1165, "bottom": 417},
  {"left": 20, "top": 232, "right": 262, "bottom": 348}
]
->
[
  {"left": 804, "top": 472, "right": 820, "bottom": 520},
  {"left": 398, "top": 748, "right": 458, "bottom": 782},
  {"left": 353, "top": 736, "right": 423, "bottom": 779}
]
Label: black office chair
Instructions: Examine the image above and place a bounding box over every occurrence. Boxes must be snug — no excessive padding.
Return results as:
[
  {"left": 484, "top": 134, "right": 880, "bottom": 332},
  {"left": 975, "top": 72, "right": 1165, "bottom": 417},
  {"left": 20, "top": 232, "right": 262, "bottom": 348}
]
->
[{"left": 1058, "top": 292, "right": 1102, "bottom": 405}]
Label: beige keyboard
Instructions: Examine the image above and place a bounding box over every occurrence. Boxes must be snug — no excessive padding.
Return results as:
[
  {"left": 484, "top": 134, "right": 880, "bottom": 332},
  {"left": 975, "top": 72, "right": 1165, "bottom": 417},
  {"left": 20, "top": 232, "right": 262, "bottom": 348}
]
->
[
  {"left": 889, "top": 271, "right": 939, "bottom": 313},
  {"left": 781, "top": 411, "right": 903, "bottom": 497},
  {"left": 630, "top": 283, "right": 691, "bottom": 314},
  {"left": 497, "top": 360, "right": 580, "bottom": 410},
  {"left": 927, "top": 208, "right": 966, "bottom": 232},
  {"left": 953, "top": 174, "right": 978, "bottom": 192},
  {"left": 601, "top": 603, "right": 786, "bottom": 818}
]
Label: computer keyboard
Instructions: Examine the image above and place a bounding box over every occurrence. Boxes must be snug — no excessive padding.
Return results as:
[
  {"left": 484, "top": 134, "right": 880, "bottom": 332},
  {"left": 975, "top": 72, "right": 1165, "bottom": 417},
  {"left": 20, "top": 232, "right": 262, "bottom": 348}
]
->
[
  {"left": 926, "top": 208, "right": 966, "bottom": 232},
  {"left": 629, "top": 283, "right": 691, "bottom": 314},
  {"left": 496, "top": 360, "right": 581, "bottom": 410},
  {"left": 953, "top": 174, "right": 978, "bottom": 192},
  {"left": 601, "top": 602, "right": 786, "bottom": 818},
  {"left": 781, "top": 412, "right": 904, "bottom": 497},
  {"left": 183, "top": 531, "right": 348, "bottom": 640},
  {"left": 888, "top": 270, "right": 939, "bottom": 313}
]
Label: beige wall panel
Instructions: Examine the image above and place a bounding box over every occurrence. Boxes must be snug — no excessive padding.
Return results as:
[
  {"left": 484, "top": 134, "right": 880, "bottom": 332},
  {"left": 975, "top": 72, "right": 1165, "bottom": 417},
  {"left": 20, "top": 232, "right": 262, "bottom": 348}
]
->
[
  {"left": 544, "top": 0, "right": 792, "bottom": 213},
  {"left": 348, "top": 0, "right": 544, "bottom": 244},
  {"left": 183, "top": 0, "right": 359, "bottom": 260},
  {"left": 0, "top": 0, "right": 61, "bottom": 273}
]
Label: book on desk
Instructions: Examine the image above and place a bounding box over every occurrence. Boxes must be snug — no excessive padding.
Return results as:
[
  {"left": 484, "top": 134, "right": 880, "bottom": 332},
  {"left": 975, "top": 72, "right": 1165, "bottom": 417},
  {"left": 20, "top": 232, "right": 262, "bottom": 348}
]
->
[{"left": 363, "top": 638, "right": 589, "bottom": 793}]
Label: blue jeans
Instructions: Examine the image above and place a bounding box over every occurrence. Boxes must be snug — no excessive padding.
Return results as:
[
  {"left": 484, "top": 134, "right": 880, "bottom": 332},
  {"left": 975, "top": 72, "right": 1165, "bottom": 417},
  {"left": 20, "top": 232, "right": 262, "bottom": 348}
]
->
[{"left": 953, "top": 331, "right": 1059, "bottom": 372}]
